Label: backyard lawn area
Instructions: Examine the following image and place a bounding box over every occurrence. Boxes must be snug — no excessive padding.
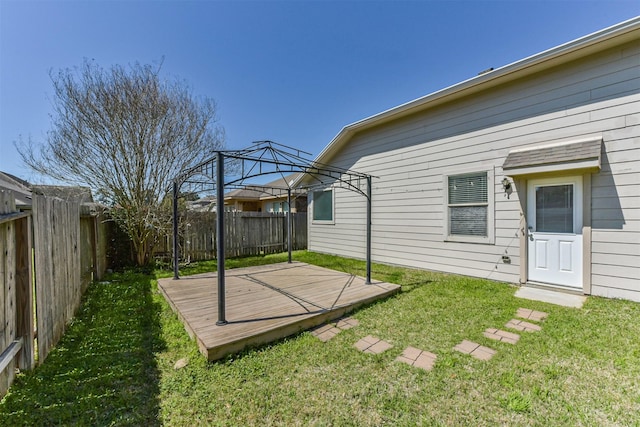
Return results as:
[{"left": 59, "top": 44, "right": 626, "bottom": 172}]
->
[{"left": 0, "top": 251, "right": 638, "bottom": 425}]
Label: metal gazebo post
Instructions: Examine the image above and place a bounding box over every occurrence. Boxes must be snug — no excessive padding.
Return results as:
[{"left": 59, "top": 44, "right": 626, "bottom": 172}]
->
[
  {"left": 216, "top": 152, "right": 228, "bottom": 325},
  {"left": 287, "top": 188, "right": 292, "bottom": 263},
  {"left": 366, "top": 175, "right": 372, "bottom": 284}
]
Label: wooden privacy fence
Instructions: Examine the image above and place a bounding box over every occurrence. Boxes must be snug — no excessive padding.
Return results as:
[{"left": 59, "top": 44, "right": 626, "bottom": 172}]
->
[
  {"left": 0, "top": 190, "right": 33, "bottom": 397},
  {"left": 156, "top": 211, "right": 308, "bottom": 261},
  {"left": 0, "top": 189, "right": 304, "bottom": 396},
  {"left": 0, "top": 189, "right": 108, "bottom": 397},
  {"left": 32, "top": 193, "right": 82, "bottom": 364}
]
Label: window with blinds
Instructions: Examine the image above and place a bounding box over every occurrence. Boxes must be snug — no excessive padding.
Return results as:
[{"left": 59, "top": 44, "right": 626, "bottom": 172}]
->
[{"left": 448, "top": 172, "right": 488, "bottom": 237}]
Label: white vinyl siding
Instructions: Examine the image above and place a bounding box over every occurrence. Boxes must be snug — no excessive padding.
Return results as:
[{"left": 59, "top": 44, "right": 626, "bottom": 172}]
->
[
  {"left": 590, "top": 129, "right": 640, "bottom": 300},
  {"left": 307, "top": 38, "right": 640, "bottom": 300}
]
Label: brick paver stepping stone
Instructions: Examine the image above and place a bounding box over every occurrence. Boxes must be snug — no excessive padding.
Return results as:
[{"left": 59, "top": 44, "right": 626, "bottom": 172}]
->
[
  {"left": 454, "top": 340, "right": 496, "bottom": 361},
  {"left": 310, "top": 324, "right": 342, "bottom": 342},
  {"left": 354, "top": 335, "right": 393, "bottom": 354},
  {"left": 396, "top": 346, "right": 437, "bottom": 371},
  {"left": 516, "top": 308, "right": 548, "bottom": 322},
  {"left": 483, "top": 328, "right": 520, "bottom": 344},
  {"left": 335, "top": 317, "right": 359, "bottom": 330},
  {"left": 311, "top": 317, "right": 360, "bottom": 342},
  {"left": 505, "top": 319, "right": 542, "bottom": 332}
]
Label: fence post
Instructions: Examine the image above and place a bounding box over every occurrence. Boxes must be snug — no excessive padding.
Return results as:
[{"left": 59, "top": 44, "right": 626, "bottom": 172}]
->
[
  {"left": 14, "top": 215, "right": 34, "bottom": 370},
  {"left": 91, "top": 214, "right": 100, "bottom": 281},
  {"left": 172, "top": 180, "right": 180, "bottom": 280}
]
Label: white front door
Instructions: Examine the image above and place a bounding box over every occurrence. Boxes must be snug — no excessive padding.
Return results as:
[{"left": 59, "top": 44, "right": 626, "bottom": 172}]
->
[{"left": 527, "top": 177, "right": 583, "bottom": 288}]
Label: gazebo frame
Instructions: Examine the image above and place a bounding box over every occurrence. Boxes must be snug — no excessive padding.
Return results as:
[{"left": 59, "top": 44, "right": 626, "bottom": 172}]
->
[{"left": 171, "top": 141, "right": 374, "bottom": 325}]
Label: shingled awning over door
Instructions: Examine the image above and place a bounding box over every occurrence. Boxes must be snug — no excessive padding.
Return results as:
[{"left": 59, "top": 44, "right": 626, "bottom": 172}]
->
[{"left": 502, "top": 136, "right": 602, "bottom": 176}]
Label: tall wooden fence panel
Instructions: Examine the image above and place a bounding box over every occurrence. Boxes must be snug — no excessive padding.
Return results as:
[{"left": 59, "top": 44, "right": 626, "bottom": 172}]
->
[
  {"left": 157, "top": 211, "right": 307, "bottom": 262},
  {"left": 94, "top": 213, "right": 109, "bottom": 280},
  {"left": 0, "top": 190, "right": 34, "bottom": 397},
  {"left": 79, "top": 216, "right": 95, "bottom": 290},
  {"left": 79, "top": 207, "right": 108, "bottom": 291},
  {"left": 32, "top": 193, "right": 82, "bottom": 364},
  {"left": 0, "top": 190, "right": 110, "bottom": 397},
  {"left": 292, "top": 212, "right": 307, "bottom": 250}
]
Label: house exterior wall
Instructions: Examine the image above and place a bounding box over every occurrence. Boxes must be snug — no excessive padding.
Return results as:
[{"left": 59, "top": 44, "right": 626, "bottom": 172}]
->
[
  {"left": 308, "top": 38, "right": 640, "bottom": 300},
  {"left": 262, "top": 196, "right": 307, "bottom": 213}
]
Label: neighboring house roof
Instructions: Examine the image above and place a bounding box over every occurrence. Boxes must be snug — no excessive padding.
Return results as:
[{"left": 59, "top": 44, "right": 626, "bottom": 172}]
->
[
  {"left": 302, "top": 17, "right": 640, "bottom": 171},
  {"left": 224, "top": 187, "right": 264, "bottom": 201},
  {"left": 187, "top": 196, "right": 217, "bottom": 212},
  {"left": 0, "top": 171, "right": 32, "bottom": 207},
  {"left": 225, "top": 173, "right": 305, "bottom": 202},
  {"left": 186, "top": 173, "right": 306, "bottom": 211},
  {"left": 0, "top": 172, "right": 96, "bottom": 209},
  {"left": 32, "top": 185, "right": 94, "bottom": 204}
]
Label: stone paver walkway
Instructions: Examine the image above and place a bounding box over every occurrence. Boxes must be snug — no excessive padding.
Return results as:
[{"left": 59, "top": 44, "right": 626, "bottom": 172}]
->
[
  {"left": 516, "top": 308, "right": 548, "bottom": 322},
  {"left": 311, "top": 316, "right": 360, "bottom": 342},
  {"left": 483, "top": 328, "right": 520, "bottom": 344},
  {"left": 354, "top": 335, "right": 393, "bottom": 354},
  {"left": 311, "top": 324, "right": 342, "bottom": 342},
  {"left": 317, "top": 307, "right": 550, "bottom": 371},
  {"left": 335, "top": 317, "right": 359, "bottom": 330},
  {"left": 396, "top": 346, "right": 437, "bottom": 371},
  {"left": 505, "top": 318, "right": 542, "bottom": 332},
  {"left": 454, "top": 340, "right": 496, "bottom": 361}
]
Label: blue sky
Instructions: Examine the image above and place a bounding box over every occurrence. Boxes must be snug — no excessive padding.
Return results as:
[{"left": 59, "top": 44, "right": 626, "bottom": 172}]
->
[{"left": 1, "top": 0, "right": 638, "bottom": 184}]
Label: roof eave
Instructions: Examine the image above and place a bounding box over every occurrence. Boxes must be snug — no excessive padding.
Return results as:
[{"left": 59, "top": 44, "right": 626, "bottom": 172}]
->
[{"left": 311, "top": 17, "right": 640, "bottom": 168}]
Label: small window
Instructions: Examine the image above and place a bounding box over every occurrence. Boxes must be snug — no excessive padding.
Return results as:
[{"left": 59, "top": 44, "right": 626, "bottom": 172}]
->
[
  {"left": 445, "top": 171, "right": 493, "bottom": 243},
  {"left": 313, "top": 189, "right": 333, "bottom": 222},
  {"left": 535, "top": 184, "right": 573, "bottom": 233}
]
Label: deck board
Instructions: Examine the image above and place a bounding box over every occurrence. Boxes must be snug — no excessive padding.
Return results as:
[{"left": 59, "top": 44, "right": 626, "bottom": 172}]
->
[{"left": 157, "top": 261, "right": 400, "bottom": 361}]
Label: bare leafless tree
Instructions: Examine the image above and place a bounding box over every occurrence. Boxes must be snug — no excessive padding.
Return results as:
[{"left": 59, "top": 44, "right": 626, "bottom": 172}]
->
[{"left": 18, "top": 59, "right": 225, "bottom": 265}]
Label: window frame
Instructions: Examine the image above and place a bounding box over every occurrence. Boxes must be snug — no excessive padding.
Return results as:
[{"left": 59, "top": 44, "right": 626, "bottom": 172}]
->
[
  {"left": 443, "top": 169, "right": 495, "bottom": 244},
  {"left": 311, "top": 188, "right": 335, "bottom": 224}
]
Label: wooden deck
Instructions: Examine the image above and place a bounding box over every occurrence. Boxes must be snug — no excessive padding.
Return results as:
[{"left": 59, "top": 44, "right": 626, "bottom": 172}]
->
[{"left": 157, "top": 262, "right": 400, "bottom": 361}]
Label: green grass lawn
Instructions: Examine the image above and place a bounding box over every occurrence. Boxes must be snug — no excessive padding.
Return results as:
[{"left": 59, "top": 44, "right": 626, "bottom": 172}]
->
[{"left": 1, "top": 251, "right": 639, "bottom": 425}]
